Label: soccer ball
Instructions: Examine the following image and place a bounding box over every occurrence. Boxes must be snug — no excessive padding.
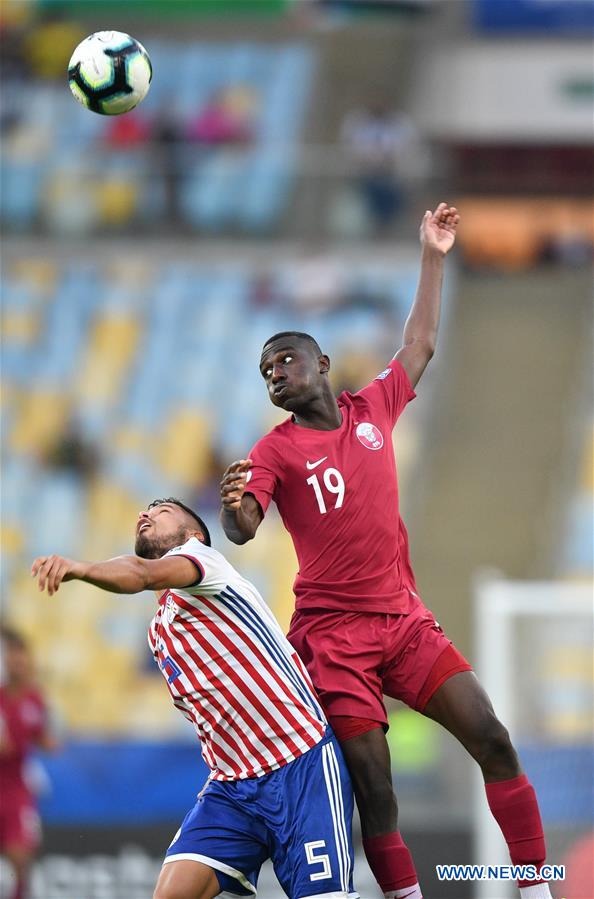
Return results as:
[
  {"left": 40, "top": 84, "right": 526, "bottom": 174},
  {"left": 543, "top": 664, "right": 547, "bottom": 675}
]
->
[{"left": 68, "top": 31, "right": 152, "bottom": 116}]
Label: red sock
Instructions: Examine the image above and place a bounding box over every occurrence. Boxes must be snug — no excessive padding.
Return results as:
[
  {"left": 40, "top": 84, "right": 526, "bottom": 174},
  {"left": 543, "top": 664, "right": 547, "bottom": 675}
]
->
[
  {"left": 485, "top": 774, "right": 547, "bottom": 888},
  {"left": 363, "top": 831, "right": 419, "bottom": 893}
]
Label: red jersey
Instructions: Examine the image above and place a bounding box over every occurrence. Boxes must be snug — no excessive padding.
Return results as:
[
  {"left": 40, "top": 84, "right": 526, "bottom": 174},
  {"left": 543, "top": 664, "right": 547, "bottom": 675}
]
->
[
  {"left": 247, "top": 358, "right": 418, "bottom": 614},
  {"left": 0, "top": 686, "right": 47, "bottom": 797}
]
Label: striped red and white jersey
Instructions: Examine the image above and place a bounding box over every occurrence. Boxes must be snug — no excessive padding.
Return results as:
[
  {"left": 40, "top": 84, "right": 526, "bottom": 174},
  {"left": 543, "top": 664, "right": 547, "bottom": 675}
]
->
[{"left": 147, "top": 537, "right": 327, "bottom": 781}]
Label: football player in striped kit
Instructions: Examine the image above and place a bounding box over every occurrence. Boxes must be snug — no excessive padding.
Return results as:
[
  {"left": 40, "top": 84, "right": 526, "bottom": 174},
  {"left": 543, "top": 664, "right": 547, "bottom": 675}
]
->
[{"left": 32, "top": 498, "right": 358, "bottom": 899}]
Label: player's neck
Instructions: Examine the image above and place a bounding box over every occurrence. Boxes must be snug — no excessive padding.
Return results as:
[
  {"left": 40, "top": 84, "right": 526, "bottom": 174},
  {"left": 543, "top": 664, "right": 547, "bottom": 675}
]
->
[{"left": 292, "top": 395, "right": 342, "bottom": 431}]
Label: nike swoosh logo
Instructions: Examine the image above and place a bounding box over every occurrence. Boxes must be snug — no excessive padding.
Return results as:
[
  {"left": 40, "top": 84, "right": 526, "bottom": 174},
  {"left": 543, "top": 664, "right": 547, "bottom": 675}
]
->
[{"left": 306, "top": 456, "right": 328, "bottom": 470}]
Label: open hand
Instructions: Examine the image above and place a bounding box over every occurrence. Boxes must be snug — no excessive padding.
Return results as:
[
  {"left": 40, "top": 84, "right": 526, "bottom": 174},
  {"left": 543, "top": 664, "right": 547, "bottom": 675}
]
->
[
  {"left": 420, "top": 202, "right": 460, "bottom": 256},
  {"left": 31, "top": 555, "right": 82, "bottom": 596},
  {"left": 220, "top": 459, "right": 253, "bottom": 512}
]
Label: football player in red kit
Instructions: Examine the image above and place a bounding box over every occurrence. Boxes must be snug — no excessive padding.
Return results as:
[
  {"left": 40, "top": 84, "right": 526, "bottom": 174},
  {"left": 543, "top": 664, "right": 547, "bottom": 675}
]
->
[
  {"left": 0, "top": 627, "right": 56, "bottom": 899},
  {"left": 220, "top": 204, "right": 552, "bottom": 899}
]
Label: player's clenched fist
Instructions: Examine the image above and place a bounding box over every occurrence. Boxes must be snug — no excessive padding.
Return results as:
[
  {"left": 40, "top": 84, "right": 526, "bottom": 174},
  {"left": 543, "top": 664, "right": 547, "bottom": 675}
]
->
[
  {"left": 220, "top": 459, "right": 253, "bottom": 511},
  {"left": 31, "top": 555, "right": 84, "bottom": 596}
]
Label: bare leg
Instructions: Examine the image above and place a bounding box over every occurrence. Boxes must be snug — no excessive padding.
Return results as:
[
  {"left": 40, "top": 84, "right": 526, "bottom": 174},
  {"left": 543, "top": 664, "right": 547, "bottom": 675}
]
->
[
  {"left": 338, "top": 726, "right": 398, "bottom": 838},
  {"left": 422, "top": 670, "right": 521, "bottom": 781},
  {"left": 4, "top": 846, "right": 32, "bottom": 899},
  {"left": 423, "top": 670, "right": 549, "bottom": 896},
  {"left": 339, "top": 727, "right": 420, "bottom": 896},
  {"left": 153, "top": 859, "right": 221, "bottom": 899}
]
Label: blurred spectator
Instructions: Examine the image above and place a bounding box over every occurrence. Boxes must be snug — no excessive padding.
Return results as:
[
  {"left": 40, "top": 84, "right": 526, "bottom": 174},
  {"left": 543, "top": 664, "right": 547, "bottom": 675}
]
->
[
  {"left": 0, "top": 626, "right": 58, "bottom": 899},
  {"left": 43, "top": 416, "right": 100, "bottom": 481},
  {"left": 151, "top": 108, "right": 183, "bottom": 222},
  {"left": 541, "top": 227, "right": 594, "bottom": 268},
  {"left": 341, "top": 99, "right": 420, "bottom": 232},
  {"left": 105, "top": 112, "right": 152, "bottom": 150},
  {"left": 187, "top": 85, "right": 258, "bottom": 146},
  {"left": 287, "top": 250, "right": 347, "bottom": 315}
]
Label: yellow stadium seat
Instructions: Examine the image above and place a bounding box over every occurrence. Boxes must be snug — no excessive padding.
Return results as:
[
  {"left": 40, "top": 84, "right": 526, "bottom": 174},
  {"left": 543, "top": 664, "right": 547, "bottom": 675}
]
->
[
  {"left": 76, "top": 315, "right": 140, "bottom": 406},
  {"left": 154, "top": 409, "right": 211, "bottom": 488},
  {"left": 83, "top": 479, "right": 140, "bottom": 558},
  {"left": 112, "top": 426, "right": 150, "bottom": 454},
  {"left": 96, "top": 179, "right": 139, "bottom": 226},
  {"left": 0, "top": 524, "right": 24, "bottom": 556},
  {"left": 0, "top": 310, "right": 40, "bottom": 343},
  {"left": 125, "top": 676, "right": 181, "bottom": 737},
  {"left": 10, "top": 259, "right": 58, "bottom": 297},
  {"left": 10, "top": 390, "right": 70, "bottom": 454}
]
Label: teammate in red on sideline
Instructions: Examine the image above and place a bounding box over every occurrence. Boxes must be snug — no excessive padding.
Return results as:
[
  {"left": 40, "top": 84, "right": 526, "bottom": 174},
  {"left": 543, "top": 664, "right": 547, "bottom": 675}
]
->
[
  {"left": 0, "top": 626, "right": 57, "bottom": 899},
  {"left": 32, "top": 498, "right": 358, "bottom": 899},
  {"left": 220, "top": 204, "right": 552, "bottom": 899}
]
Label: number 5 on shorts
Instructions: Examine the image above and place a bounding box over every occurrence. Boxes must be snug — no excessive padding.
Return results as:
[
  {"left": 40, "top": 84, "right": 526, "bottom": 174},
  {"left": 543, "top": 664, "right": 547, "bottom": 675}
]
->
[{"left": 305, "top": 840, "right": 332, "bottom": 881}]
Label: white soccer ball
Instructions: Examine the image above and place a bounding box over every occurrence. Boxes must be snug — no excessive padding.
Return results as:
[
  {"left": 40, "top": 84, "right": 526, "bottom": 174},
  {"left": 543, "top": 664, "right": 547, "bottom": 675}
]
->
[{"left": 68, "top": 31, "right": 152, "bottom": 116}]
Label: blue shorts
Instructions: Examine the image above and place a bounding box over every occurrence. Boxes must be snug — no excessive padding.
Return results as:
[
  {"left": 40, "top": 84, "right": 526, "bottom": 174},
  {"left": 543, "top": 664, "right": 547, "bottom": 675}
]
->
[{"left": 164, "top": 729, "right": 357, "bottom": 899}]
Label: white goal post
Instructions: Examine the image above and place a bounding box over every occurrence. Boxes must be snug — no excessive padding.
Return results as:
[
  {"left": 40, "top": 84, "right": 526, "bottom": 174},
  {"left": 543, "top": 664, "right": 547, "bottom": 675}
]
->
[{"left": 473, "top": 577, "right": 593, "bottom": 899}]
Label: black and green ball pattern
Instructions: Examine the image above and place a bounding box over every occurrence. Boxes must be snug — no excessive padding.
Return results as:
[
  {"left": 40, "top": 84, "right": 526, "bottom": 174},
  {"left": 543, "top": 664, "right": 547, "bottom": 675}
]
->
[{"left": 68, "top": 31, "right": 152, "bottom": 116}]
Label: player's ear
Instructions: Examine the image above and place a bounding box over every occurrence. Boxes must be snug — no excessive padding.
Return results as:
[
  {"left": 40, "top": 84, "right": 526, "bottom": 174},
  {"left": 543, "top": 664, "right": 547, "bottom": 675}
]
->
[
  {"left": 319, "top": 354, "right": 330, "bottom": 374},
  {"left": 194, "top": 530, "right": 206, "bottom": 545}
]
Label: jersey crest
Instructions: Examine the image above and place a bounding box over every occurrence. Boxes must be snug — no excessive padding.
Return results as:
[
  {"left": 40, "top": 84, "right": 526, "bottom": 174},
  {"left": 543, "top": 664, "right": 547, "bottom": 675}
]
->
[
  {"left": 165, "top": 594, "right": 178, "bottom": 623},
  {"left": 355, "top": 421, "right": 384, "bottom": 450}
]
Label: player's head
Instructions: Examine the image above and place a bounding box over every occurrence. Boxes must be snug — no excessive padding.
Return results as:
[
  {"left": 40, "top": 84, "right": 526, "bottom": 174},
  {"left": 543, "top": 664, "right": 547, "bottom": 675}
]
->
[
  {"left": 0, "top": 625, "right": 32, "bottom": 685},
  {"left": 260, "top": 331, "right": 330, "bottom": 412},
  {"left": 135, "top": 498, "right": 211, "bottom": 560}
]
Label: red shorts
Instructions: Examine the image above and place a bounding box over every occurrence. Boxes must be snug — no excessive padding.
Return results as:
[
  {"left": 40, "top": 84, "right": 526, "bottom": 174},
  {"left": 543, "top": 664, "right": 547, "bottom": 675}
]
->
[
  {"left": 0, "top": 789, "right": 41, "bottom": 853},
  {"left": 287, "top": 597, "right": 472, "bottom": 727}
]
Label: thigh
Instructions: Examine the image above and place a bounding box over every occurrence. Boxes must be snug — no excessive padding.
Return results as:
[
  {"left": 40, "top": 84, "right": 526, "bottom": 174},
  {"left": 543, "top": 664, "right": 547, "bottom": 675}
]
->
[
  {"left": 164, "top": 781, "right": 268, "bottom": 897},
  {"left": 422, "top": 669, "right": 500, "bottom": 747},
  {"left": 269, "top": 734, "right": 355, "bottom": 899},
  {"left": 382, "top": 604, "right": 470, "bottom": 711},
  {"left": 154, "top": 859, "right": 220, "bottom": 899},
  {"left": 288, "top": 610, "right": 387, "bottom": 726}
]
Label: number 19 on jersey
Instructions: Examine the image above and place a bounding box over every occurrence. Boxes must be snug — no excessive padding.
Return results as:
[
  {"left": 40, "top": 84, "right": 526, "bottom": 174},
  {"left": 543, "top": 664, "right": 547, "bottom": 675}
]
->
[{"left": 306, "top": 468, "right": 345, "bottom": 514}]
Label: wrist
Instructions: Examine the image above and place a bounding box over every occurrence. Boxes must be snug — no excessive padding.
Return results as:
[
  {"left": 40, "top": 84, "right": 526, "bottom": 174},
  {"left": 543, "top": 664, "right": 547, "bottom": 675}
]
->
[
  {"left": 421, "top": 243, "right": 446, "bottom": 262},
  {"left": 74, "top": 560, "right": 90, "bottom": 580}
]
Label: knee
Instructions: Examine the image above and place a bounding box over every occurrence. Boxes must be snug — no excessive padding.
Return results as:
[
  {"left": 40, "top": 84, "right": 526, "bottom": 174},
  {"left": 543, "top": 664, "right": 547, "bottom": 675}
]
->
[{"left": 473, "top": 716, "right": 520, "bottom": 777}]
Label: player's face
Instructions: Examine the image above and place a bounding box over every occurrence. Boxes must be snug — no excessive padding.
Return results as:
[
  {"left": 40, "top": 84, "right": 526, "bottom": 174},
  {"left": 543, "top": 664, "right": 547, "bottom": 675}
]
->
[
  {"left": 259, "top": 340, "right": 326, "bottom": 411},
  {"left": 2, "top": 644, "right": 32, "bottom": 685},
  {"left": 135, "top": 503, "right": 190, "bottom": 559}
]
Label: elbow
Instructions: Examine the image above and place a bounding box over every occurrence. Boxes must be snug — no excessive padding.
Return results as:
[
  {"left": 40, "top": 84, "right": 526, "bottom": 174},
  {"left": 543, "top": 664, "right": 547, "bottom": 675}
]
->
[
  {"left": 423, "top": 335, "right": 436, "bottom": 358},
  {"left": 135, "top": 560, "right": 158, "bottom": 592},
  {"left": 227, "top": 530, "right": 254, "bottom": 546},
  {"left": 417, "top": 336, "right": 435, "bottom": 362},
  {"left": 403, "top": 334, "right": 436, "bottom": 363},
  {"left": 220, "top": 510, "right": 257, "bottom": 545}
]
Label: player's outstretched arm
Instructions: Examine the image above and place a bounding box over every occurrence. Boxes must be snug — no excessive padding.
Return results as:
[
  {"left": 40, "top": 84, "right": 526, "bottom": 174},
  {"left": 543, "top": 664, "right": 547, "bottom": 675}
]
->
[
  {"left": 395, "top": 202, "right": 460, "bottom": 388},
  {"left": 31, "top": 553, "right": 199, "bottom": 597},
  {"left": 220, "top": 459, "right": 263, "bottom": 544}
]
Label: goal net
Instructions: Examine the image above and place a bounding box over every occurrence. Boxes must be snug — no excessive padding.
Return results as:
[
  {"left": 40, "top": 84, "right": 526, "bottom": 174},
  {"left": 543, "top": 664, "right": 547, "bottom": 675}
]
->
[{"left": 473, "top": 578, "right": 593, "bottom": 899}]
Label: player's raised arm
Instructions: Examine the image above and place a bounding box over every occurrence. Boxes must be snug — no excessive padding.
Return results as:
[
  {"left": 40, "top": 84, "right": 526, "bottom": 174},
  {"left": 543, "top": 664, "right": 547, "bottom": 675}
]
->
[
  {"left": 31, "top": 553, "right": 199, "bottom": 597},
  {"left": 395, "top": 202, "right": 459, "bottom": 388},
  {"left": 220, "top": 459, "right": 264, "bottom": 544}
]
